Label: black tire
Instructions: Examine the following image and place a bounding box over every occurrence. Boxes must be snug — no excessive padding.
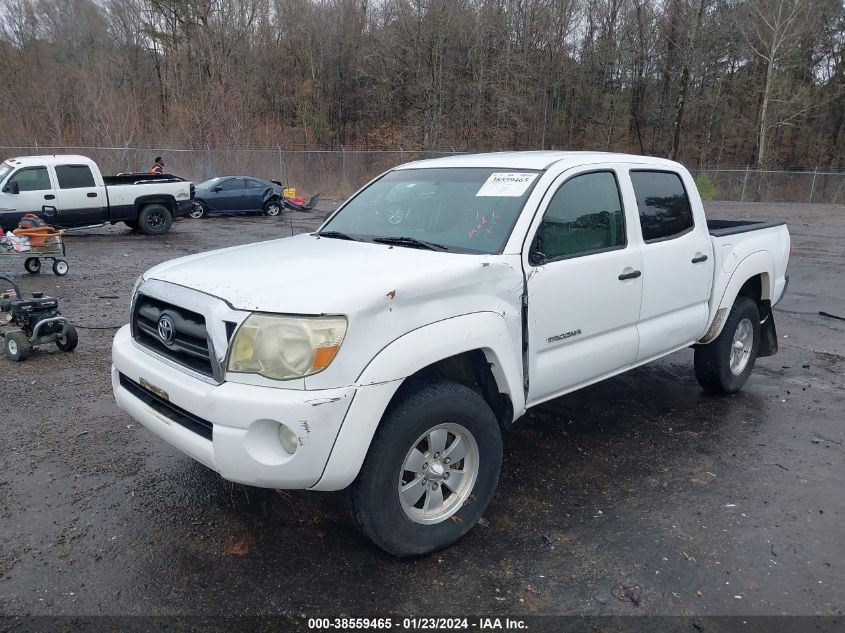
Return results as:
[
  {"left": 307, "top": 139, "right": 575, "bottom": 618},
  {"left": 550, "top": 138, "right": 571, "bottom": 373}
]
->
[
  {"left": 51, "top": 259, "right": 69, "bottom": 276},
  {"left": 124, "top": 219, "right": 139, "bottom": 230},
  {"left": 137, "top": 204, "right": 173, "bottom": 235},
  {"left": 4, "top": 330, "right": 31, "bottom": 361},
  {"left": 695, "top": 296, "right": 760, "bottom": 394},
  {"left": 263, "top": 198, "right": 282, "bottom": 217},
  {"left": 189, "top": 202, "right": 207, "bottom": 219},
  {"left": 56, "top": 324, "right": 78, "bottom": 352},
  {"left": 348, "top": 380, "right": 502, "bottom": 557},
  {"left": 24, "top": 257, "right": 41, "bottom": 274}
]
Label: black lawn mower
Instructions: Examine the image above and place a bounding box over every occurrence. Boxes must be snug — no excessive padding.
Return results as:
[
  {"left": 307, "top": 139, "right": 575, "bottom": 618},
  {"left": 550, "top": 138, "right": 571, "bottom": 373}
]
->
[{"left": 0, "top": 274, "right": 78, "bottom": 361}]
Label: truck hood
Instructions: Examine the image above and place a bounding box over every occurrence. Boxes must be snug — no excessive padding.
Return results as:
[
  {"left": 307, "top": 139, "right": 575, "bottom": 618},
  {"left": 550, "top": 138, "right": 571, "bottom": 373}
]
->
[{"left": 144, "top": 233, "right": 519, "bottom": 314}]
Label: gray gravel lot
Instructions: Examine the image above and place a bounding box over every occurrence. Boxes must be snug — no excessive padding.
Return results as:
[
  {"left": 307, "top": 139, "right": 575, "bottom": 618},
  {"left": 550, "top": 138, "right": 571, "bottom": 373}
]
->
[{"left": 0, "top": 202, "right": 842, "bottom": 617}]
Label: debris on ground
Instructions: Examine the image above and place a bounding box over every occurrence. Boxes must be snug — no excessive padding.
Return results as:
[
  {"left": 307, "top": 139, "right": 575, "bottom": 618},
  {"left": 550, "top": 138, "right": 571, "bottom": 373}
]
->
[{"left": 611, "top": 583, "right": 642, "bottom": 607}]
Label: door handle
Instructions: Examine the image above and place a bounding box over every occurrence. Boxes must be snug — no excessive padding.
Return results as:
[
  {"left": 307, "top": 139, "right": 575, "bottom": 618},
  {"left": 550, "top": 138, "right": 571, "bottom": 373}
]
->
[
  {"left": 691, "top": 254, "right": 708, "bottom": 263},
  {"left": 44, "top": 194, "right": 55, "bottom": 200},
  {"left": 618, "top": 270, "right": 642, "bottom": 281},
  {"left": 87, "top": 192, "right": 98, "bottom": 198}
]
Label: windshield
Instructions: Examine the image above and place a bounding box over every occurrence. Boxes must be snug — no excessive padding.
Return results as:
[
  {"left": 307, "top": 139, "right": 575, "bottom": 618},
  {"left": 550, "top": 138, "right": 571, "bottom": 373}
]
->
[
  {"left": 195, "top": 178, "right": 221, "bottom": 190},
  {"left": 0, "top": 163, "right": 13, "bottom": 184},
  {"left": 322, "top": 167, "right": 541, "bottom": 254}
]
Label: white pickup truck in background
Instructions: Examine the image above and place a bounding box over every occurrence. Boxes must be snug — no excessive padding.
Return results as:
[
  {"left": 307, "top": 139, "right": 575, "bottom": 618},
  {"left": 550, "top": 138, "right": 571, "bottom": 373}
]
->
[
  {"left": 0, "top": 155, "right": 195, "bottom": 235},
  {"left": 111, "top": 152, "right": 790, "bottom": 555}
]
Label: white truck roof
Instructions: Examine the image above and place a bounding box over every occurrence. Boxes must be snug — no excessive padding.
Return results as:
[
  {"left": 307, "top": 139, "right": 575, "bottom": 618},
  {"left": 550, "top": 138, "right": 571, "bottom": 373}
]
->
[
  {"left": 4, "top": 154, "right": 96, "bottom": 168},
  {"left": 396, "top": 151, "right": 682, "bottom": 171}
]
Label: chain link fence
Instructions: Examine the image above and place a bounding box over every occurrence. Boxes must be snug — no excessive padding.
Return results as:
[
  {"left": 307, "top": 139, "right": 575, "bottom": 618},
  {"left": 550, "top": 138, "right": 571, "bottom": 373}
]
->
[{"left": 2, "top": 146, "right": 844, "bottom": 204}]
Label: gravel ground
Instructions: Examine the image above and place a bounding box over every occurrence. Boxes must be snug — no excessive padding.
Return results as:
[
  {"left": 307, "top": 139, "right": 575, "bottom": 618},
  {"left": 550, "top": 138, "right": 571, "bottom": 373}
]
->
[{"left": 0, "top": 202, "right": 842, "bottom": 618}]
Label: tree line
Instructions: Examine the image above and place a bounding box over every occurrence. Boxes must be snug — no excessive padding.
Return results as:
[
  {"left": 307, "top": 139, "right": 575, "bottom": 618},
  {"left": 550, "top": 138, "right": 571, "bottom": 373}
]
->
[{"left": 0, "top": 0, "right": 842, "bottom": 170}]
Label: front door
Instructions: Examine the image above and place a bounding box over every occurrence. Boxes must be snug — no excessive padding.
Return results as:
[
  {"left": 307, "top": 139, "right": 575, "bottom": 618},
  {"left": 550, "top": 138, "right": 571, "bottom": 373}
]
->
[
  {"left": 210, "top": 178, "right": 248, "bottom": 212},
  {"left": 525, "top": 169, "right": 643, "bottom": 404},
  {"left": 0, "top": 165, "right": 57, "bottom": 228}
]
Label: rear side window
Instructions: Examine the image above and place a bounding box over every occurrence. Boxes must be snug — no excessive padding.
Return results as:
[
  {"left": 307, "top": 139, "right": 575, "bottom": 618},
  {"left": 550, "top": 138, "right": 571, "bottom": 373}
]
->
[
  {"left": 630, "top": 171, "right": 694, "bottom": 242},
  {"left": 533, "top": 171, "right": 626, "bottom": 262},
  {"left": 8, "top": 166, "right": 51, "bottom": 191},
  {"left": 246, "top": 179, "right": 265, "bottom": 189},
  {"left": 55, "top": 164, "right": 96, "bottom": 189}
]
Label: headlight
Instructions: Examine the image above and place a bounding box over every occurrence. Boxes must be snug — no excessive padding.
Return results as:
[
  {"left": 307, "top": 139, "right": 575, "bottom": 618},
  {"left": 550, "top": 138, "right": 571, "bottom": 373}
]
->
[{"left": 227, "top": 314, "right": 347, "bottom": 380}]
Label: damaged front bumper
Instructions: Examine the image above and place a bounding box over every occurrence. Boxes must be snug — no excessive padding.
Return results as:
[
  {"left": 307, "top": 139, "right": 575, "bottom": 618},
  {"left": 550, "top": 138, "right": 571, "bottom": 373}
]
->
[{"left": 111, "top": 325, "right": 356, "bottom": 489}]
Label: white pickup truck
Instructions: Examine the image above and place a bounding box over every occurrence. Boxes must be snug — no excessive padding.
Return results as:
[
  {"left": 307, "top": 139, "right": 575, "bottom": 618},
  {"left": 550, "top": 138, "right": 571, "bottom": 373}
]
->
[
  {"left": 0, "top": 155, "right": 195, "bottom": 235},
  {"left": 111, "top": 152, "right": 790, "bottom": 555}
]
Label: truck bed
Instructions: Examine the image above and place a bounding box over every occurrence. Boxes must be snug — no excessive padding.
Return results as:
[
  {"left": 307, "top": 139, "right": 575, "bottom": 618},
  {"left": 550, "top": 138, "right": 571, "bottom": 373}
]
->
[{"left": 707, "top": 219, "right": 786, "bottom": 237}]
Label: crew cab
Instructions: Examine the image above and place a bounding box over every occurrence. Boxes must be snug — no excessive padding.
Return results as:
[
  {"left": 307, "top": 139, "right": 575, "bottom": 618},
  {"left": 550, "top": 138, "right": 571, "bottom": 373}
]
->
[
  {"left": 0, "top": 155, "right": 194, "bottom": 235},
  {"left": 111, "top": 152, "right": 790, "bottom": 555}
]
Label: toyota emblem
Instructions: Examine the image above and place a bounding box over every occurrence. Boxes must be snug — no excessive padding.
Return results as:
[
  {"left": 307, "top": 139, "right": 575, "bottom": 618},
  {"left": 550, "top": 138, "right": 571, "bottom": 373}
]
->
[{"left": 157, "top": 314, "right": 175, "bottom": 344}]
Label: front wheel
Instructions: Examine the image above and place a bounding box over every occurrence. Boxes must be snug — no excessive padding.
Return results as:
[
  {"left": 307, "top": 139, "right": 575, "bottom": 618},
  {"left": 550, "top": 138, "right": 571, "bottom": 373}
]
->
[
  {"left": 24, "top": 257, "right": 41, "bottom": 274},
  {"left": 263, "top": 198, "right": 282, "bottom": 217},
  {"left": 188, "top": 202, "right": 207, "bottom": 219},
  {"left": 56, "top": 324, "right": 78, "bottom": 352},
  {"left": 348, "top": 380, "right": 502, "bottom": 556},
  {"left": 52, "top": 259, "right": 69, "bottom": 276},
  {"left": 695, "top": 296, "right": 760, "bottom": 394},
  {"left": 137, "top": 204, "right": 173, "bottom": 235}
]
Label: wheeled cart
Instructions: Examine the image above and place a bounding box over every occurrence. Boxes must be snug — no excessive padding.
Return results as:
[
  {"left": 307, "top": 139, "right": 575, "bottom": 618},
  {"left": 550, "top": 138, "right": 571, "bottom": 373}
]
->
[{"left": 0, "top": 232, "right": 69, "bottom": 276}]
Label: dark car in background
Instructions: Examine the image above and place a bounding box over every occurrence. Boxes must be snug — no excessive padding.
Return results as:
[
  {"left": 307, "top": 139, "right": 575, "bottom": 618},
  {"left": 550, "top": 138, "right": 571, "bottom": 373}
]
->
[{"left": 190, "top": 176, "right": 283, "bottom": 218}]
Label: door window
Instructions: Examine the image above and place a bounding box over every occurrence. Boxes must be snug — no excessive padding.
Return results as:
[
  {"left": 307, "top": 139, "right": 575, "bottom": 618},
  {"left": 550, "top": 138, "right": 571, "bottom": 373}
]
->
[
  {"left": 218, "top": 178, "right": 243, "bottom": 191},
  {"left": 55, "top": 165, "right": 96, "bottom": 189},
  {"left": 630, "top": 171, "right": 694, "bottom": 242},
  {"left": 245, "top": 179, "right": 265, "bottom": 189},
  {"left": 532, "top": 171, "right": 625, "bottom": 263},
  {"left": 8, "top": 167, "right": 51, "bottom": 192}
]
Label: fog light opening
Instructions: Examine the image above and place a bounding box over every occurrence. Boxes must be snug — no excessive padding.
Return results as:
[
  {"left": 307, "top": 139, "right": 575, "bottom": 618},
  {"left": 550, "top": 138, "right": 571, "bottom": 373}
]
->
[{"left": 278, "top": 424, "right": 299, "bottom": 455}]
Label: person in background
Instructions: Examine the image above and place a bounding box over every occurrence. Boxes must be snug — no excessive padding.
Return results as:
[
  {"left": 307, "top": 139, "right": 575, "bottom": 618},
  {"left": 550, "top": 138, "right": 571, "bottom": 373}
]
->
[{"left": 150, "top": 156, "right": 164, "bottom": 175}]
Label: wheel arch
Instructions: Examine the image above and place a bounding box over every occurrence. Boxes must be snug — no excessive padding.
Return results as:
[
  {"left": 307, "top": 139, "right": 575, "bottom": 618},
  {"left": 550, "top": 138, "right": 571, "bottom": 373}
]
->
[
  {"left": 699, "top": 251, "right": 774, "bottom": 344},
  {"left": 312, "top": 313, "right": 524, "bottom": 491},
  {"left": 134, "top": 194, "right": 177, "bottom": 217}
]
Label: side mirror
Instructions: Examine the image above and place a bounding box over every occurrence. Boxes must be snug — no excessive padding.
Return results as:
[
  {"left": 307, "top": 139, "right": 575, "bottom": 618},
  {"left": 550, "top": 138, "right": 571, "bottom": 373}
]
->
[
  {"left": 529, "top": 233, "right": 547, "bottom": 266},
  {"left": 211, "top": 186, "right": 221, "bottom": 193},
  {"left": 4, "top": 181, "right": 19, "bottom": 194}
]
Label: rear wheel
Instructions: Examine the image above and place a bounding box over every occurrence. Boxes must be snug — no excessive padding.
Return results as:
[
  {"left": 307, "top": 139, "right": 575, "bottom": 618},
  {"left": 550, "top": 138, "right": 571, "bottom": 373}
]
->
[
  {"left": 4, "top": 330, "right": 31, "bottom": 361},
  {"left": 56, "top": 324, "right": 78, "bottom": 352},
  {"left": 137, "top": 204, "right": 173, "bottom": 235},
  {"left": 263, "top": 198, "right": 282, "bottom": 217},
  {"left": 348, "top": 380, "right": 502, "bottom": 556},
  {"left": 695, "top": 296, "right": 760, "bottom": 394},
  {"left": 24, "top": 257, "right": 41, "bottom": 274}
]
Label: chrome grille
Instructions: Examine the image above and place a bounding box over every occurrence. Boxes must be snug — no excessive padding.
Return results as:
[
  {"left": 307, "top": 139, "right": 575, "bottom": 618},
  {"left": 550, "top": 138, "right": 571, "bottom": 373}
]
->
[{"left": 132, "top": 294, "right": 213, "bottom": 377}]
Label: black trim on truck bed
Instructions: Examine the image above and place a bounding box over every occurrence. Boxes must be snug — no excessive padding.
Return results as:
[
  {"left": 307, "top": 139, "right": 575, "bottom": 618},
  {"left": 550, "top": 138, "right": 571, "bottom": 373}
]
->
[
  {"left": 103, "top": 173, "right": 187, "bottom": 186},
  {"left": 708, "top": 219, "right": 786, "bottom": 237}
]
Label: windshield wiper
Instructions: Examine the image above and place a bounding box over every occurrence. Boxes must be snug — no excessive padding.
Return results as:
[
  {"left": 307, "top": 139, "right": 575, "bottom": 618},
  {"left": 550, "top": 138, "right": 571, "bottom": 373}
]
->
[
  {"left": 315, "top": 230, "right": 356, "bottom": 241},
  {"left": 371, "top": 236, "right": 449, "bottom": 251}
]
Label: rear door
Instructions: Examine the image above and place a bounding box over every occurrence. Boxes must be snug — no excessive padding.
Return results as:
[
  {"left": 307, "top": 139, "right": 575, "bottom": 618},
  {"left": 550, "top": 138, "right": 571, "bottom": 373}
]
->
[
  {"left": 244, "top": 179, "right": 268, "bottom": 212},
  {"left": 54, "top": 163, "right": 107, "bottom": 225},
  {"left": 525, "top": 167, "right": 643, "bottom": 404},
  {"left": 629, "top": 169, "right": 713, "bottom": 360},
  {"left": 0, "top": 165, "right": 57, "bottom": 226}
]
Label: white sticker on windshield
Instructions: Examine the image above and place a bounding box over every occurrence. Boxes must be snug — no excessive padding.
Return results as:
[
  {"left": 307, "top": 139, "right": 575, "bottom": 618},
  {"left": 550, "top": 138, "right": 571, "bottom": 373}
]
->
[{"left": 475, "top": 172, "right": 538, "bottom": 197}]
